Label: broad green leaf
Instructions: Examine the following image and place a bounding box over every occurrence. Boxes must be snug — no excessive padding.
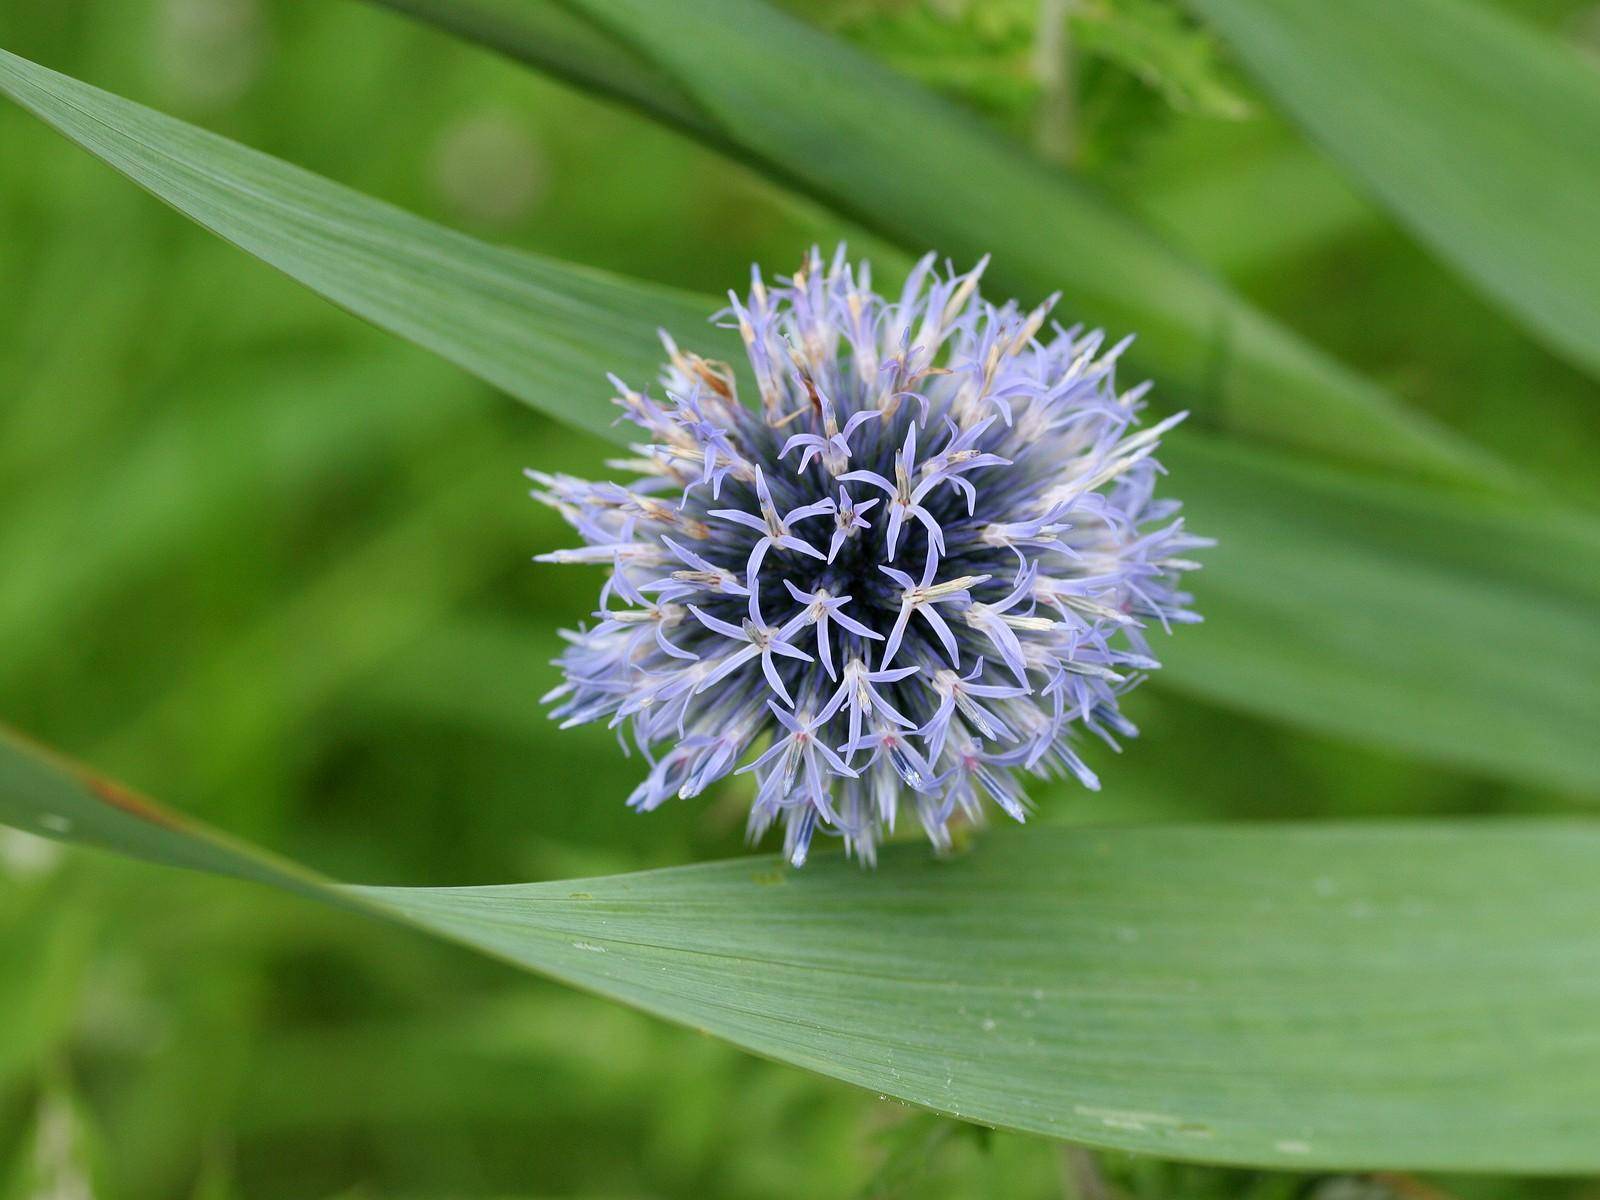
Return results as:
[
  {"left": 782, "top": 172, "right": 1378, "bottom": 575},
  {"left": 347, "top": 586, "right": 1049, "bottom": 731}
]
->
[
  {"left": 2, "top": 47, "right": 1598, "bottom": 789},
  {"left": 371, "top": 0, "right": 1503, "bottom": 484},
  {"left": 1186, "top": 0, "right": 1600, "bottom": 383},
  {"left": 2, "top": 728, "right": 1599, "bottom": 1171},
  {"left": 0, "top": 47, "right": 738, "bottom": 445}
]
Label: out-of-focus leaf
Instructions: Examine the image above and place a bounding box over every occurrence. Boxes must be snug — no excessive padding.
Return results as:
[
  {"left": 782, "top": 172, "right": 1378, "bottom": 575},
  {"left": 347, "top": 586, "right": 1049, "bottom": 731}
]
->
[
  {"left": 811, "top": 0, "right": 1038, "bottom": 119},
  {"left": 2, "top": 47, "right": 1597, "bottom": 789},
  {"left": 369, "top": 0, "right": 724, "bottom": 146},
  {"left": 2, "top": 1071, "right": 105, "bottom": 1200},
  {"left": 1164, "top": 434, "right": 1600, "bottom": 795},
  {"left": 0, "top": 48, "right": 737, "bottom": 445},
  {"left": 0, "top": 861, "right": 94, "bottom": 1090},
  {"left": 1073, "top": 0, "right": 1252, "bottom": 119},
  {"left": 0, "top": 354, "right": 481, "bottom": 682},
  {"left": 2, "top": 729, "right": 1600, "bottom": 1172},
  {"left": 1138, "top": 143, "right": 1372, "bottom": 276},
  {"left": 368, "top": 0, "right": 1503, "bottom": 484},
  {"left": 93, "top": 422, "right": 528, "bottom": 806},
  {"left": 1186, "top": 0, "right": 1600, "bottom": 382},
  {"left": 0, "top": 726, "right": 337, "bottom": 908},
  {"left": 799, "top": 0, "right": 1249, "bottom": 138}
]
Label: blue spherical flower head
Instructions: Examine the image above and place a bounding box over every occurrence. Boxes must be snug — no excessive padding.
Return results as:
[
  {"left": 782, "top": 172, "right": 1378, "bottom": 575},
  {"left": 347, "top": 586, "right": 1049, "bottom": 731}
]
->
[{"left": 533, "top": 248, "right": 1208, "bottom": 866}]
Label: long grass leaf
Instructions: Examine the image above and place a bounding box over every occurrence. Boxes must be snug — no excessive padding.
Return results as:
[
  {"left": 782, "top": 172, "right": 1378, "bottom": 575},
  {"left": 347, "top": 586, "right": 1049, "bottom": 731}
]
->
[
  {"left": 1, "top": 729, "right": 1598, "bottom": 1171},
  {"left": 1187, "top": 0, "right": 1600, "bottom": 382},
  {"left": 0, "top": 47, "right": 737, "bottom": 444},
  {"left": 372, "top": 0, "right": 1505, "bottom": 483}
]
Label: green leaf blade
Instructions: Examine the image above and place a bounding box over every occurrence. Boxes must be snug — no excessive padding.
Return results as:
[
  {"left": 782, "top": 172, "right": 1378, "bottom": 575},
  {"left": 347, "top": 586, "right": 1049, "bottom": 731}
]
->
[
  {"left": 1163, "top": 434, "right": 1600, "bottom": 795},
  {"left": 0, "top": 46, "right": 735, "bottom": 444},
  {"left": 374, "top": 0, "right": 1506, "bottom": 485},
  {"left": 1187, "top": 0, "right": 1600, "bottom": 381},
  {"left": 365, "top": 822, "right": 1600, "bottom": 1171},
  {"left": 371, "top": 0, "right": 725, "bottom": 145},
  {"left": 4, "top": 729, "right": 1600, "bottom": 1171},
  {"left": 0, "top": 727, "right": 333, "bottom": 907}
]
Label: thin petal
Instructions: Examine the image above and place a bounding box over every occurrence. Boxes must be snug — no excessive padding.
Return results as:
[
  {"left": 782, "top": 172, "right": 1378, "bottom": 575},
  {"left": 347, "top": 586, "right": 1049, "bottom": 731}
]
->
[{"left": 688, "top": 605, "right": 748, "bottom": 642}]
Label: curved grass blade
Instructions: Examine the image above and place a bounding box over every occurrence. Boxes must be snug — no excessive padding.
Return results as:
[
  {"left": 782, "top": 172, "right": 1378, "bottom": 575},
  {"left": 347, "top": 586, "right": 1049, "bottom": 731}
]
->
[
  {"left": 369, "top": 0, "right": 725, "bottom": 148},
  {"left": 0, "top": 47, "right": 738, "bottom": 444},
  {"left": 0, "top": 726, "right": 335, "bottom": 907},
  {"left": 2, "top": 49, "right": 1597, "bottom": 789},
  {"left": 1187, "top": 0, "right": 1600, "bottom": 383},
  {"left": 2, "top": 727, "right": 1599, "bottom": 1171},
  {"left": 370, "top": 0, "right": 1504, "bottom": 485}
]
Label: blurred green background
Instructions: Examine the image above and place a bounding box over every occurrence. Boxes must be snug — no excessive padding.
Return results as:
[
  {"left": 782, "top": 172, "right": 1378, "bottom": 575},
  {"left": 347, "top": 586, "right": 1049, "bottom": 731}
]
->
[{"left": 3, "top": 1, "right": 1599, "bottom": 1196}]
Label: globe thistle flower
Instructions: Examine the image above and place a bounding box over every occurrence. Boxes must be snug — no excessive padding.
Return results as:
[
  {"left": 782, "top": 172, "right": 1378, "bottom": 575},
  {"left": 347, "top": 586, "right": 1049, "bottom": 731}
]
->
[{"left": 533, "top": 248, "right": 1207, "bottom": 866}]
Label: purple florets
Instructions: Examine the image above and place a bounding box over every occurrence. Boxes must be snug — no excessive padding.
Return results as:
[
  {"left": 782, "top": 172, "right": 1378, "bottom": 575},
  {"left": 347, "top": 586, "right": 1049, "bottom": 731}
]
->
[{"left": 533, "top": 248, "right": 1207, "bottom": 866}]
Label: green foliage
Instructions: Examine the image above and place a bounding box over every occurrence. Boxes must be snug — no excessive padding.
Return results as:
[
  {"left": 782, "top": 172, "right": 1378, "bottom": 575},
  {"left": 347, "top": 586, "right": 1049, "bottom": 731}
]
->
[
  {"left": 0, "top": 48, "right": 723, "bottom": 444},
  {"left": 804, "top": 0, "right": 1252, "bottom": 133},
  {"left": 811, "top": 0, "right": 1043, "bottom": 121},
  {"left": 7, "top": 42, "right": 1599, "bottom": 789},
  {"left": 7, "top": 730, "right": 1600, "bottom": 1170},
  {"left": 1, "top": 1072, "right": 106, "bottom": 1200},
  {"left": 378, "top": 0, "right": 1505, "bottom": 480},
  {"left": 1188, "top": 0, "right": 1600, "bottom": 382},
  {"left": 1163, "top": 437, "right": 1600, "bottom": 793},
  {"left": 1074, "top": 0, "right": 1252, "bottom": 118},
  {"left": 2, "top": 0, "right": 1599, "bottom": 1195}
]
